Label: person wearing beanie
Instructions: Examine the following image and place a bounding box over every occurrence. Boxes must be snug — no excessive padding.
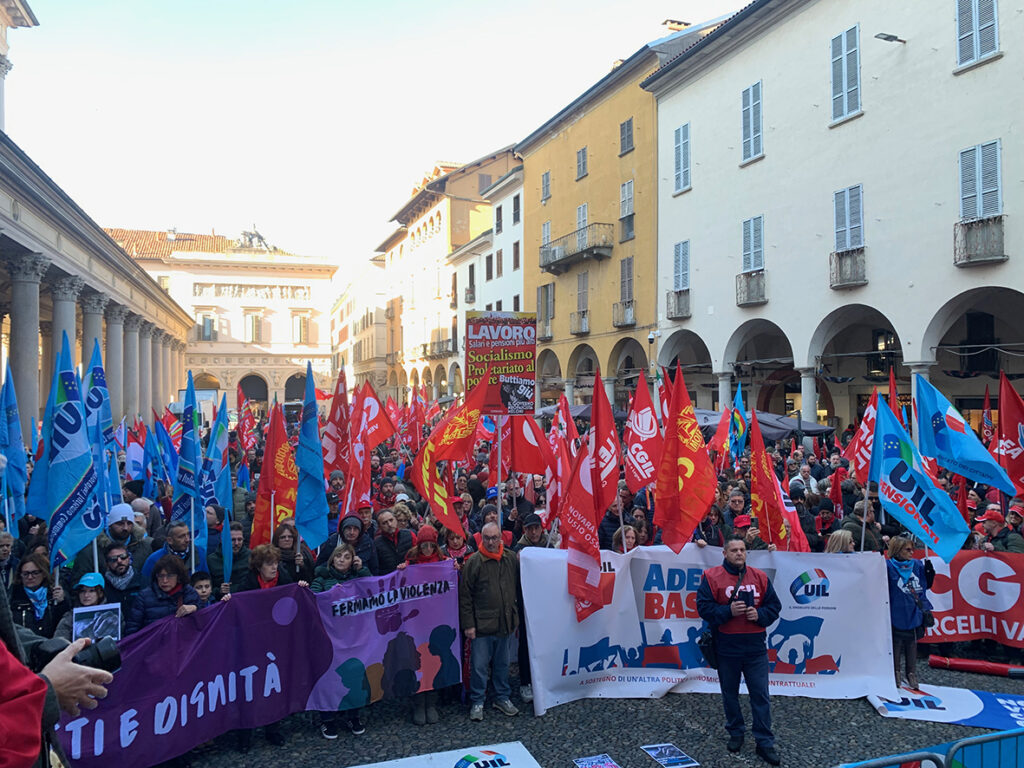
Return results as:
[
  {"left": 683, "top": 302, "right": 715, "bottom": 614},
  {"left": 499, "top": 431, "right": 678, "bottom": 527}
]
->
[
  {"left": 69, "top": 503, "right": 153, "bottom": 586},
  {"left": 815, "top": 499, "right": 841, "bottom": 540}
]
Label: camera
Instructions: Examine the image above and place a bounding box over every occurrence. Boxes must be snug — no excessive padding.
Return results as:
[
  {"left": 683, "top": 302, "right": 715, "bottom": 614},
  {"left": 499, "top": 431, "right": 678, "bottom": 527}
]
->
[{"left": 31, "top": 636, "right": 121, "bottom": 674}]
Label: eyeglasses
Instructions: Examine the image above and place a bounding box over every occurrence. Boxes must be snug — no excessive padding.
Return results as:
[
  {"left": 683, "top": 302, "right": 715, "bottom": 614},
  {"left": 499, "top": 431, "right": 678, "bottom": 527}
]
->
[
  {"left": 20, "top": 569, "right": 43, "bottom": 577},
  {"left": 106, "top": 554, "right": 130, "bottom": 563},
  {"left": 482, "top": 535, "right": 501, "bottom": 542}
]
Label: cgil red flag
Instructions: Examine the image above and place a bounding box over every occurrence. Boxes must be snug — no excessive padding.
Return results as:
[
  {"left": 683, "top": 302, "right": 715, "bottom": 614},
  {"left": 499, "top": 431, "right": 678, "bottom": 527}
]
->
[
  {"left": 557, "top": 393, "right": 580, "bottom": 456},
  {"left": 588, "top": 372, "right": 620, "bottom": 518},
  {"left": 321, "top": 368, "right": 351, "bottom": 479},
  {"left": 236, "top": 384, "right": 257, "bottom": 453},
  {"left": 774, "top": 476, "right": 810, "bottom": 552},
  {"left": 344, "top": 385, "right": 372, "bottom": 513},
  {"left": 251, "top": 404, "right": 298, "bottom": 547},
  {"left": 749, "top": 410, "right": 789, "bottom": 548},
  {"left": 561, "top": 443, "right": 606, "bottom": 620},
  {"left": 624, "top": 370, "right": 663, "bottom": 494},
  {"left": 709, "top": 407, "right": 731, "bottom": 463},
  {"left": 654, "top": 366, "right": 717, "bottom": 552},
  {"left": 510, "top": 415, "right": 554, "bottom": 476},
  {"left": 356, "top": 381, "right": 396, "bottom": 450},
  {"left": 843, "top": 388, "right": 879, "bottom": 483},
  {"left": 995, "top": 372, "right": 1024, "bottom": 494}
]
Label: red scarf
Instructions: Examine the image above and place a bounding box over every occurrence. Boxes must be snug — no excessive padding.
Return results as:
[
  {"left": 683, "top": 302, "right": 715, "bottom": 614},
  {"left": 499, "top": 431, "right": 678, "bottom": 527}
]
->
[
  {"left": 257, "top": 572, "right": 279, "bottom": 590},
  {"left": 479, "top": 542, "right": 504, "bottom": 561}
]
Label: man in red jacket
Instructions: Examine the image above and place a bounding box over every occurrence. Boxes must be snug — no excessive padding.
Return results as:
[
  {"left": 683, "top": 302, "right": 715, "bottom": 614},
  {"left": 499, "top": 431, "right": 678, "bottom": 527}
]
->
[{"left": 696, "top": 537, "right": 782, "bottom": 766}]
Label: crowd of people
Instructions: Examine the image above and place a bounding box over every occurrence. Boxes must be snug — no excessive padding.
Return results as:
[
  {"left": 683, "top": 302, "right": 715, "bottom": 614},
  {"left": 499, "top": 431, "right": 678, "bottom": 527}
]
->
[{"left": 1, "top": 409, "right": 1021, "bottom": 767}]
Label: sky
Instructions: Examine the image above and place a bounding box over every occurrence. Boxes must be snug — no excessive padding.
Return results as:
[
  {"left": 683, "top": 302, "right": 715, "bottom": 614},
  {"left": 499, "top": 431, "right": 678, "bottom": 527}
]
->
[{"left": 7, "top": 0, "right": 744, "bottom": 266}]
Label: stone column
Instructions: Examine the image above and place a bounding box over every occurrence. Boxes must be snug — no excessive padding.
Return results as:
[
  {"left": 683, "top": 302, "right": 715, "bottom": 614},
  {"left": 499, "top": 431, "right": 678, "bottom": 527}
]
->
[
  {"left": 123, "top": 315, "right": 141, "bottom": 419},
  {"left": 799, "top": 368, "right": 818, "bottom": 423},
  {"left": 4, "top": 254, "right": 49, "bottom": 437},
  {"left": 39, "top": 322, "right": 53, "bottom": 393},
  {"left": 716, "top": 371, "right": 732, "bottom": 412},
  {"left": 161, "top": 335, "right": 172, "bottom": 406},
  {"left": 563, "top": 377, "right": 575, "bottom": 406},
  {"left": 80, "top": 292, "right": 108, "bottom": 366},
  {"left": 50, "top": 275, "right": 83, "bottom": 360},
  {"left": 906, "top": 362, "right": 934, "bottom": 443},
  {"left": 138, "top": 322, "right": 153, "bottom": 420},
  {"left": 696, "top": 381, "right": 714, "bottom": 410},
  {"left": 105, "top": 305, "right": 128, "bottom": 420},
  {"left": 151, "top": 329, "right": 165, "bottom": 412},
  {"left": 603, "top": 375, "right": 617, "bottom": 409},
  {"left": 0, "top": 55, "right": 12, "bottom": 135},
  {"left": 176, "top": 341, "right": 186, "bottom": 397}
]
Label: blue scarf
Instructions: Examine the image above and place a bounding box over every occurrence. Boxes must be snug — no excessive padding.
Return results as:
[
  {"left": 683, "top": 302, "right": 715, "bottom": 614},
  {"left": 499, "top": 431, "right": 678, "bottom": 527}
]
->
[{"left": 25, "top": 584, "right": 49, "bottom": 620}]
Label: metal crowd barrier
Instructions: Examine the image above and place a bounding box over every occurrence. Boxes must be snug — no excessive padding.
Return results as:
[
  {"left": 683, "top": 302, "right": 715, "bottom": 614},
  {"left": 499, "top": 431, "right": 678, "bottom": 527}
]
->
[{"left": 834, "top": 727, "right": 1024, "bottom": 768}]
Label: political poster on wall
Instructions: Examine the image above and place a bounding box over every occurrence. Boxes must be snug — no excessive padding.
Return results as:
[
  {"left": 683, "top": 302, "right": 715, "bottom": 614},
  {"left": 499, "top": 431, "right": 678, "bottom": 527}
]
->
[
  {"left": 56, "top": 563, "right": 459, "bottom": 768},
  {"left": 521, "top": 547, "right": 897, "bottom": 715},
  {"left": 465, "top": 311, "right": 537, "bottom": 415},
  {"left": 925, "top": 551, "right": 1024, "bottom": 648}
]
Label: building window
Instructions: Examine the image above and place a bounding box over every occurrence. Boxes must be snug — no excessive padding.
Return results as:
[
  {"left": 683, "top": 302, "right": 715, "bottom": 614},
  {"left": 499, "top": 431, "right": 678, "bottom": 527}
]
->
[
  {"left": 486, "top": 253, "right": 494, "bottom": 281},
  {"left": 157, "top": 275, "right": 170, "bottom": 291},
  {"left": 513, "top": 294, "right": 520, "bottom": 311},
  {"left": 537, "top": 283, "right": 555, "bottom": 321},
  {"left": 199, "top": 314, "right": 216, "bottom": 341},
  {"left": 478, "top": 173, "right": 492, "bottom": 194},
  {"left": 620, "top": 257, "right": 634, "bottom": 302},
  {"left": 468, "top": 263, "right": 476, "bottom": 289},
  {"left": 831, "top": 26, "right": 860, "bottom": 121},
  {"left": 673, "top": 241, "right": 690, "bottom": 290},
  {"left": 244, "top": 312, "right": 262, "bottom": 343},
  {"left": 868, "top": 329, "right": 897, "bottom": 376},
  {"left": 741, "top": 81, "right": 763, "bottom": 162},
  {"left": 620, "top": 117, "right": 634, "bottom": 154},
  {"left": 834, "top": 184, "right": 864, "bottom": 251},
  {"left": 541, "top": 171, "right": 551, "bottom": 201},
  {"left": 496, "top": 300, "right": 503, "bottom": 311},
  {"left": 485, "top": 303, "right": 493, "bottom": 311},
  {"left": 576, "top": 146, "right": 588, "bottom": 179},
  {"left": 960, "top": 140, "right": 1002, "bottom": 220},
  {"left": 496, "top": 248, "right": 503, "bottom": 277},
  {"left": 957, "top": 0, "right": 999, "bottom": 66},
  {"left": 742, "top": 215, "right": 765, "bottom": 272},
  {"left": 495, "top": 205, "right": 503, "bottom": 234},
  {"left": 541, "top": 221, "right": 551, "bottom": 246},
  {"left": 674, "top": 123, "right": 691, "bottom": 192},
  {"left": 620, "top": 180, "right": 634, "bottom": 241},
  {"left": 292, "top": 313, "right": 310, "bottom": 344},
  {"left": 577, "top": 271, "right": 589, "bottom": 312},
  {"left": 512, "top": 241, "right": 520, "bottom": 270},
  {"left": 512, "top": 194, "right": 521, "bottom": 224}
]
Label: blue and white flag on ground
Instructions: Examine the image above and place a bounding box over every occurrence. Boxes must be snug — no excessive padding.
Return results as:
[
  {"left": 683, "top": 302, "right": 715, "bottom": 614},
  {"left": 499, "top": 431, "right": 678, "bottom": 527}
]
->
[
  {"left": 869, "top": 400, "right": 970, "bottom": 563},
  {"left": 199, "top": 393, "right": 231, "bottom": 510},
  {"left": 914, "top": 374, "right": 1015, "bottom": 495},
  {"left": 294, "top": 361, "right": 328, "bottom": 549},
  {"left": 171, "top": 371, "right": 203, "bottom": 547},
  {"left": 44, "top": 333, "right": 104, "bottom": 569},
  {"left": 82, "top": 340, "right": 122, "bottom": 511},
  {"left": 0, "top": 362, "right": 28, "bottom": 524}
]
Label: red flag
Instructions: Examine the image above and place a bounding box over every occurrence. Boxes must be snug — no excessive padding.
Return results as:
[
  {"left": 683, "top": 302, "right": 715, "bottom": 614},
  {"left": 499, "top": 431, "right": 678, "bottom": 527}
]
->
[
  {"left": 624, "top": 371, "right": 663, "bottom": 493},
  {"left": 321, "top": 368, "right": 351, "bottom": 479},
  {"left": 709, "top": 407, "right": 731, "bottom": 461},
  {"left": 955, "top": 474, "right": 970, "bottom": 524},
  {"left": 314, "top": 387, "right": 331, "bottom": 401},
  {"left": 385, "top": 396, "right": 401, "bottom": 428},
  {"left": 995, "top": 372, "right": 1024, "bottom": 494},
  {"left": 843, "top": 388, "right": 878, "bottom": 483},
  {"left": 889, "top": 368, "right": 905, "bottom": 428},
  {"left": 656, "top": 366, "right": 672, "bottom": 428},
  {"left": 829, "top": 465, "right": 847, "bottom": 516},
  {"left": 162, "top": 407, "right": 182, "bottom": 451},
  {"left": 510, "top": 415, "right": 554, "bottom": 475},
  {"left": 588, "top": 372, "right": 620, "bottom": 518},
  {"left": 557, "top": 393, "right": 580, "bottom": 455},
  {"left": 560, "top": 444, "right": 605, "bottom": 619},
  {"left": 543, "top": 437, "right": 570, "bottom": 528},
  {"left": 236, "top": 384, "right": 257, "bottom": 453},
  {"left": 982, "top": 385, "right": 995, "bottom": 447},
  {"left": 488, "top": 416, "right": 512, "bottom": 484},
  {"left": 654, "top": 366, "right": 717, "bottom": 552},
  {"left": 356, "top": 381, "right": 396, "bottom": 450},
  {"left": 251, "top": 404, "right": 298, "bottom": 547},
  {"left": 774, "top": 476, "right": 810, "bottom": 552},
  {"left": 749, "top": 411, "right": 788, "bottom": 548}
]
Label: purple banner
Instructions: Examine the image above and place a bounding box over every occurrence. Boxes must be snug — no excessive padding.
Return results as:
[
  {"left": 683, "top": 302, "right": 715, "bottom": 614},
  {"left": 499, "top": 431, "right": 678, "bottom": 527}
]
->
[{"left": 56, "top": 562, "right": 460, "bottom": 767}]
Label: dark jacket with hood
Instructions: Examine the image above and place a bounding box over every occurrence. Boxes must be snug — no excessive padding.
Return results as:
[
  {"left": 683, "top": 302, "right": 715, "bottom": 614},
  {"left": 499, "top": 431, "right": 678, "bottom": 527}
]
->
[
  {"left": 374, "top": 527, "right": 414, "bottom": 575},
  {"left": 316, "top": 516, "right": 380, "bottom": 575},
  {"left": 126, "top": 575, "right": 201, "bottom": 635}
]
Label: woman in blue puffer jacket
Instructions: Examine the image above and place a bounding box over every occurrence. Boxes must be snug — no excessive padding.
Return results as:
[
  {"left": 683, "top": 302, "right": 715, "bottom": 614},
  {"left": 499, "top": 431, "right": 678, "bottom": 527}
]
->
[
  {"left": 886, "top": 536, "right": 933, "bottom": 690},
  {"left": 126, "top": 554, "right": 201, "bottom": 635}
]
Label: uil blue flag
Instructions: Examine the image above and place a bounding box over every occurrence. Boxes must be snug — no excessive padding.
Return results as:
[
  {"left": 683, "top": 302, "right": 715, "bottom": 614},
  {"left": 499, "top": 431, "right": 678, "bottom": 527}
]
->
[
  {"left": 868, "top": 400, "right": 970, "bottom": 563},
  {"left": 153, "top": 418, "right": 179, "bottom": 483},
  {"left": 914, "top": 375, "right": 1014, "bottom": 495},
  {"left": 294, "top": 361, "right": 328, "bottom": 549},
  {"left": 199, "top": 393, "right": 231, "bottom": 510},
  {"left": 44, "top": 333, "right": 105, "bottom": 569},
  {"left": 0, "top": 363, "right": 28, "bottom": 524},
  {"left": 82, "top": 340, "right": 123, "bottom": 511},
  {"left": 142, "top": 428, "right": 164, "bottom": 499},
  {"left": 171, "top": 371, "right": 203, "bottom": 546},
  {"left": 236, "top": 462, "right": 250, "bottom": 493}
]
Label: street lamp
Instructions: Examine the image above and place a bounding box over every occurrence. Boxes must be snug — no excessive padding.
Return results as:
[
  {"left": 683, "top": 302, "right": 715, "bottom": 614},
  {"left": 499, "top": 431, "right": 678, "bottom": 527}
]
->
[{"left": 874, "top": 32, "right": 906, "bottom": 43}]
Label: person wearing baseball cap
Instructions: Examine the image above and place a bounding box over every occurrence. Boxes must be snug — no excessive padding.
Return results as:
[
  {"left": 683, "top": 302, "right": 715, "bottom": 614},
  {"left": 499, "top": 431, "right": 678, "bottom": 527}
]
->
[
  {"left": 54, "top": 573, "right": 121, "bottom": 643},
  {"left": 69, "top": 502, "right": 153, "bottom": 586},
  {"left": 731, "top": 514, "right": 774, "bottom": 552},
  {"left": 977, "top": 506, "right": 1024, "bottom": 553},
  {"left": 1007, "top": 504, "right": 1024, "bottom": 534}
]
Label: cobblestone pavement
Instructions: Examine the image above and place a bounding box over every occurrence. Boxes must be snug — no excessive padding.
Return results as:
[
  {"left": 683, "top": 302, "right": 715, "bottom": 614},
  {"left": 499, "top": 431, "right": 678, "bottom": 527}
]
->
[{"left": 187, "top": 663, "right": 1024, "bottom": 768}]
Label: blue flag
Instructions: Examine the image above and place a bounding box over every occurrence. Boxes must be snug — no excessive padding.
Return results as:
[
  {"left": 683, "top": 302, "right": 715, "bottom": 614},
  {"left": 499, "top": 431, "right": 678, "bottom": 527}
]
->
[
  {"left": 729, "top": 382, "right": 748, "bottom": 462},
  {"left": 868, "top": 400, "right": 970, "bottom": 562},
  {"left": 153, "top": 418, "right": 179, "bottom": 483},
  {"left": 236, "top": 462, "right": 250, "bottom": 494},
  {"left": 294, "top": 361, "right": 328, "bottom": 549},
  {"left": 171, "top": 371, "right": 203, "bottom": 548},
  {"left": 44, "top": 333, "right": 105, "bottom": 569},
  {"left": 82, "top": 340, "right": 122, "bottom": 512},
  {"left": 199, "top": 394, "right": 231, "bottom": 510},
  {"left": 914, "top": 375, "right": 1014, "bottom": 495},
  {"left": 0, "top": 362, "right": 28, "bottom": 525},
  {"left": 142, "top": 428, "right": 164, "bottom": 499}
]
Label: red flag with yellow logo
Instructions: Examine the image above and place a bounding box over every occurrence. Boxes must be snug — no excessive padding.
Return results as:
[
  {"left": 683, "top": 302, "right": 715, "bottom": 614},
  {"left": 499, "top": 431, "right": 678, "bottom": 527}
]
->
[
  {"left": 250, "top": 404, "right": 298, "bottom": 547},
  {"left": 654, "top": 365, "right": 716, "bottom": 552},
  {"left": 749, "top": 410, "right": 788, "bottom": 548}
]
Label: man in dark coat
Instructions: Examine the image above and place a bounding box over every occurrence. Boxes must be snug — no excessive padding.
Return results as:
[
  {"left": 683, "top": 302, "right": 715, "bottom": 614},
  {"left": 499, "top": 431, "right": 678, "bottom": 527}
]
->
[{"left": 374, "top": 509, "right": 413, "bottom": 574}]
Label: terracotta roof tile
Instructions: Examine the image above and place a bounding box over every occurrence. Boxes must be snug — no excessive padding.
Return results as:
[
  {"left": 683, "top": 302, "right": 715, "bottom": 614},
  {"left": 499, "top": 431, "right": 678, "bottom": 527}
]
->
[{"left": 104, "top": 228, "right": 238, "bottom": 260}]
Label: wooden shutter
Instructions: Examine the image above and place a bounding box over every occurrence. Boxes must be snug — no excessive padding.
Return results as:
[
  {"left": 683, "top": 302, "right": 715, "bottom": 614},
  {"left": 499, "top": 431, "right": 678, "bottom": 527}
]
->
[
  {"left": 958, "top": 0, "right": 976, "bottom": 64},
  {"left": 742, "top": 87, "right": 752, "bottom": 160},
  {"left": 674, "top": 124, "right": 691, "bottom": 190},
  {"left": 831, "top": 34, "right": 845, "bottom": 120},
  {"left": 620, "top": 257, "right": 633, "bottom": 302},
  {"left": 980, "top": 140, "right": 1001, "bottom": 218},
  {"left": 742, "top": 218, "right": 753, "bottom": 271},
  {"left": 536, "top": 285, "right": 544, "bottom": 320},
  {"left": 548, "top": 283, "right": 555, "bottom": 319},
  {"left": 751, "top": 82, "right": 762, "bottom": 157},
  {"left": 752, "top": 216, "right": 764, "bottom": 270},
  {"left": 834, "top": 188, "right": 848, "bottom": 251},
  {"left": 577, "top": 203, "right": 588, "bottom": 230},
  {"left": 673, "top": 241, "right": 690, "bottom": 291},
  {"left": 620, "top": 180, "right": 633, "bottom": 217},
  {"left": 541, "top": 220, "right": 551, "bottom": 245},
  {"left": 848, "top": 185, "right": 863, "bottom": 247},
  {"left": 978, "top": 0, "right": 998, "bottom": 58},
  {"left": 960, "top": 145, "right": 979, "bottom": 219},
  {"left": 845, "top": 27, "right": 860, "bottom": 115},
  {"left": 578, "top": 271, "right": 588, "bottom": 311}
]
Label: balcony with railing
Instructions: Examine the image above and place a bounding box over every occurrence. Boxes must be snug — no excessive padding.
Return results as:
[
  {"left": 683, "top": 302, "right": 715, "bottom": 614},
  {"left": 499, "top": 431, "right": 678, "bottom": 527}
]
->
[
  {"left": 537, "top": 318, "right": 553, "bottom": 341},
  {"left": 539, "top": 223, "right": 614, "bottom": 274},
  {"left": 570, "top": 310, "right": 590, "bottom": 335},
  {"left": 829, "top": 248, "right": 867, "bottom": 289},
  {"left": 612, "top": 299, "right": 635, "bottom": 327},
  {"left": 736, "top": 270, "right": 767, "bottom": 307},
  {"left": 954, "top": 215, "right": 1007, "bottom": 267},
  {"left": 666, "top": 289, "right": 691, "bottom": 320},
  {"left": 465, "top": 285, "right": 476, "bottom": 303},
  {"left": 385, "top": 352, "right": 399, "bottom": 366}
]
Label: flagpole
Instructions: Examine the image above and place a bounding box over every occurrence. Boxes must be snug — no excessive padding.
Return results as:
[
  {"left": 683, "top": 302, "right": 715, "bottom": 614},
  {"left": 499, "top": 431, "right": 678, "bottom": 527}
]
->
[
  {"left": 270, "top": 490, "right": 275, "bottom": 544},
  {"left": 189, "top": 496, "right": 196, "bottom": 573},
  {"left": 497, "top": 415, "right": 504, "bottom": 528}
]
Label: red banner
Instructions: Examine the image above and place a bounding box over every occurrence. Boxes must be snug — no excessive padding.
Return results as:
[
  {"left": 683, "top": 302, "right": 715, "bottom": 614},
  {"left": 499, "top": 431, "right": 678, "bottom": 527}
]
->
[
  {"left": 464, "top": 311, "right": 537, "bottom": 414},
  {"left": 926, "top": 550, "right": 1024, "bottom": 648},
  {"left": 843, "top": 388, "right": 878, "bottom": 482}
]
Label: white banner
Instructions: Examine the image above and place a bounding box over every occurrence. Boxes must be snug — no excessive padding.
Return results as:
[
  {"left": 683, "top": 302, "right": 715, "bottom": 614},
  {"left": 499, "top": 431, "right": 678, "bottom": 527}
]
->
[{"left": 521, "top": 546, "right": 899, "bottom": 715}]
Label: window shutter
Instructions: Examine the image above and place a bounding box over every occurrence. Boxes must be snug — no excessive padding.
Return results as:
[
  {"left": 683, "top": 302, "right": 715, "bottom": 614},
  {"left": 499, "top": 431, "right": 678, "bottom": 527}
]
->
[
  {"left": 674, "top": 126, "right": 683, "bottom": 189},
  {"left": 674, "top": 241, "right": 690, "bottom": 291},
  {"left": 834, "top": 188, "right": 848, "bottom": 251},
  {"left": 741, "top": 87, "right": 752, "bottom": 160},
  {"left": 542, "top": 220, "right": 551, "bottom": 245},
  {"left": 960, "top": 146, "right": 979, "bottom": 219},
  {"left": 752, "top": 216, "right": 764, "bottom": 270},
  {"left": 958, "top": 0, "right": 977, "bottom": 64},
  {"left": 680, "top": 123, "right": 690, "bottom": 189},
  {"left": 620, "top": 180, "right": 633, "bottom": 217},
  {"left": 751, "top": 82, "right": 762, "bottom": 157},
  {"left": 845, "top": 28, "right": 860, "bottom": 115},
  {"left": 537, "top": 286, "right": 543, "bottom": 319},
  {"left": 620, "top": 182, "right": 628, "bottom": 217},
  {"left": 620, "top": 257, "right": 633, "bottom": 302},
  {"left": 577, "top": 204, "right": 588, "bottom": 230},
  {"left": 578, "top": 272, "right": 588, "bottom": 311},
  {"left": 848, "top": 185, "right": 863, "bottom": 248},
  {"left": 979, "top": 140, "right": 1001, "bottom": 218},
  {"left": 830, "top": 34, "right": 845, "bottom": 120},
  {"left": 978, "top": 0, "right": 998, "bottom": 58},
  {"left": 548, "top": 283, "right": 555, "bottom": 319},
  {"left": 620, "top": 121, "right": 628, "bottom": 151},
  {"left": 742, "top": 218, "right": 753, "bottom": 271}
]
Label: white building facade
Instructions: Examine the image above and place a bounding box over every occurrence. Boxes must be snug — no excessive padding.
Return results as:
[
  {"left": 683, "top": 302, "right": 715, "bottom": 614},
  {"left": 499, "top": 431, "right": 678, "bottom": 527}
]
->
[{"left": 643, "top": 0, "right": 1023, "bottom": 431}]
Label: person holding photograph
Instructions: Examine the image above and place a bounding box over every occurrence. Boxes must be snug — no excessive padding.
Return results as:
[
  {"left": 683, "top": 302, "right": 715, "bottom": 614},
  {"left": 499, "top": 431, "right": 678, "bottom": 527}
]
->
[{"left": 55, "top": 573, "right": 121, "bottom": 642}]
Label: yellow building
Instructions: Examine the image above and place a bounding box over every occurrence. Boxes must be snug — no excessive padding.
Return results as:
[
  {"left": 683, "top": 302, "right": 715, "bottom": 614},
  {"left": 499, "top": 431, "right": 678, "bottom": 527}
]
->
[{"left": 518, "top": 20, "right": 723, "bottom": 409}]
